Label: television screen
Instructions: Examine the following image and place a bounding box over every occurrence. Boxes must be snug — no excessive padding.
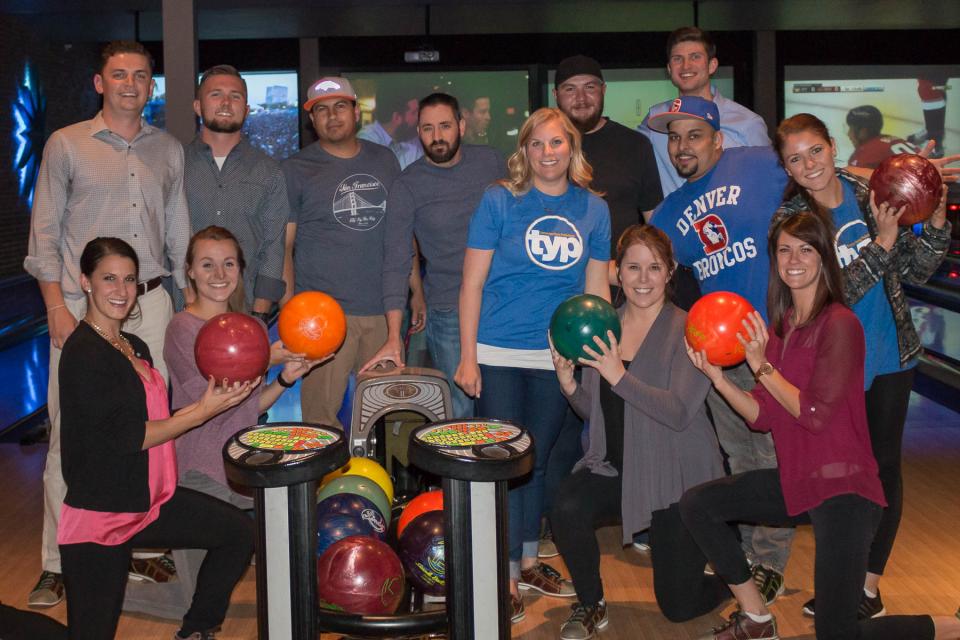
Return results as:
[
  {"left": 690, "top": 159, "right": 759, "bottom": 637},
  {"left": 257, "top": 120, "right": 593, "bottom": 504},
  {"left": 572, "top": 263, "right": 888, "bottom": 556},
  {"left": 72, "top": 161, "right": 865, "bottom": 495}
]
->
[
  {"left": 144, "top": 70, "right": 300, "bottom": 160},
  {"left": 784, "top": 65, "right": 957, "bottom": 167},
  {"left": 343, "top": 70, "right": 531, "bottom": 158},
  {"left": 547, "top": 67, "right": 735, "bottom": 131}
]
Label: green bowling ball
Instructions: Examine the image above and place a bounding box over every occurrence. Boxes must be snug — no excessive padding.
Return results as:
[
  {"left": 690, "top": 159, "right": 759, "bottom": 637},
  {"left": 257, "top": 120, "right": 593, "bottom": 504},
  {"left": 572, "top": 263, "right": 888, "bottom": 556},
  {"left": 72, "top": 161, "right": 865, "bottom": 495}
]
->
[
  {"left": 549, "top": 294, "right": 621, "bottom": 361},
  {"left": 316, "top": 474, "right": 392, "bottom": 526}
]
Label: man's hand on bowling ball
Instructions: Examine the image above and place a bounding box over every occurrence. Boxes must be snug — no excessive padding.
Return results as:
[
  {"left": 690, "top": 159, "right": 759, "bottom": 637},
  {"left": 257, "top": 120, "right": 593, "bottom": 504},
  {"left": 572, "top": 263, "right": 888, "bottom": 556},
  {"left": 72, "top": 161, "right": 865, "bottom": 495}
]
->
[
  {"left": 736, "top": 311, "right": 769, "bottom": 372},
  {"left": 869, "top": 191, "right": 906, "bottom": 252},
  {"left": 409, "top": 292, "right": 427, "bottom": 335},
  {"left": 579, "top": 331, "right": 626, "bottom": 386},
  {"left": 685, "top": 340, "right": 724, "bottom": 385},
  {"left": 919, "top": 140, "right": 960, "bottom": 183},
  {"left": 359, "top": 340, "right": 404, "bottom": 373},
  {"left": 548, "top": 334, "right": 577, "bottom": 394},
  {"left": 269, "top": 340, "right": 307, "bottom": 367},
  {"left": 48, "top": 306, "right": 78, "bottom": 348},
  {"left": 454, "top": 360, "right": 481, "bottom": 398}
]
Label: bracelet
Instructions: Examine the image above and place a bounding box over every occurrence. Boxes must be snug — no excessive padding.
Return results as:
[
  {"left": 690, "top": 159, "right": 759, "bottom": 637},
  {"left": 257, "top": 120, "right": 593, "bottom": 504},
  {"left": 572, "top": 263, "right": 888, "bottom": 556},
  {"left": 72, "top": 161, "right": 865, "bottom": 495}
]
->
[
  {"left": 46, "top": 304, "right": 66, "bottom": 312},
  {"left": 276, "top": 373, "right": 295, "bottom": 388}
]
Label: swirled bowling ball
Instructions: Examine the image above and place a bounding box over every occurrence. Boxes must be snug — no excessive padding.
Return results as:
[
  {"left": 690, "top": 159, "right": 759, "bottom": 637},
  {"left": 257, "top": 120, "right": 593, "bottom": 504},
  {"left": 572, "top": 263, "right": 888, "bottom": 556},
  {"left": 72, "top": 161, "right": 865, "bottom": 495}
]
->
[
  {"left": 317, "top": 495, "right": 387, "bottom": 541},
  {"left": 396, "top": 490, "right": 443, "bottom": 538},
  {"left": 397, "top": 511, "right": 445, "bottom": 596},
  {"left": 194, "top": 312, "right": 270, "bottom": 384},
  {"left": 685, "top": 291, "right": 755, "bottom": 367},
  {"left": 278, "top": 291, "right": 346, "bottom": 359},
  {"left": 549, "top": 294, "right": 622, "bottom": 361},
  {"left": 316, "top": 513, "right": 385, "bottom": 557},
  {"left": 317, "top": 536, "right": 405, "bottom": 615},
  {"left": 869, "top": 153, "right": 943, "bottom": 226},
  {"left": 316, "top": 475, "right": 391, "bottom": 527}
]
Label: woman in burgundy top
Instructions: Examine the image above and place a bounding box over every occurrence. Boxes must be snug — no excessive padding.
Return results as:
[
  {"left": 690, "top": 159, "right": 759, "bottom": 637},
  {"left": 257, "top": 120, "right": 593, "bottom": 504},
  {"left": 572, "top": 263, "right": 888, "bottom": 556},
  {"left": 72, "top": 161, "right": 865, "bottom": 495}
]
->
[{"left": 681, "top": 213, "right": 960, "bottom": 640}]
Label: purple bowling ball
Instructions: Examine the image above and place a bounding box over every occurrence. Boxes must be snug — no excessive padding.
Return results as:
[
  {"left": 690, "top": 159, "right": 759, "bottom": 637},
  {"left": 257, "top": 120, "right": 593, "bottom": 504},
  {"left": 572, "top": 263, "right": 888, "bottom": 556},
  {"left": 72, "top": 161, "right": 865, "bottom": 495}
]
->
[
  {"left": 317, "top": 494, "right": 387, "bottom": 540},
  {"left": 316, "top": 513, "right": 383, "bottom": 557},
  {"left": 397, "top": 510, "right": 445, "bottom": 596}
]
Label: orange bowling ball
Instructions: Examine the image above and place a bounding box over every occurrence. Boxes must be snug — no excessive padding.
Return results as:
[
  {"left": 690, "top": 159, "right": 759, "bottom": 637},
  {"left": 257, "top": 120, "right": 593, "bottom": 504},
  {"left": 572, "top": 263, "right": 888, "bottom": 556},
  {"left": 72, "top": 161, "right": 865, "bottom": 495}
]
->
[
  {"left": 397, "top": 490, "right": 443, "bottom": 538},
  {"left": 685, "top": 291, "right": 755, "bottom": 367},
  {"left": 278, "top": 291, "right": 347, "bottom": 359}
]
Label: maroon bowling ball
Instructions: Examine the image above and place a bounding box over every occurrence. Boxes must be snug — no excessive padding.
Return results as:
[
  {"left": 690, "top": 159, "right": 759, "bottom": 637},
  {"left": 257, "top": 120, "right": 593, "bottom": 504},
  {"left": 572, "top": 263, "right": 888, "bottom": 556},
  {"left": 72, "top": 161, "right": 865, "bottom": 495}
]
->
[
  {"left": 317, "top": 536, "right": 405, "bottom": 615},
  {"left": 194, "top": 312, "right": 270, "bottom": 384},
  {"left": 868, "top": 153, "right": 943, "bottom": 226},
  {"left": 397, "top": 510, "right": 445, "bottom": 596}
]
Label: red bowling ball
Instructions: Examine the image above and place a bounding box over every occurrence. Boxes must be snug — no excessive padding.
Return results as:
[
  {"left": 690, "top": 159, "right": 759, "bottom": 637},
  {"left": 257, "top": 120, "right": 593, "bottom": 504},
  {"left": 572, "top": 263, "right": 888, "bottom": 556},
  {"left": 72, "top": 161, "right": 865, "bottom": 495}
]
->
[
  {"left": 317, "top": 536, "right": 405, "bottom": 615},
  {"left": 194, "top": 312, "right": 270, "bottom": 385},
  {"left": 685, "top": 291, "right": 755, "bottom": 367},
  {"left": 869, "top": 153, "right": 943, "bottom": 226}
]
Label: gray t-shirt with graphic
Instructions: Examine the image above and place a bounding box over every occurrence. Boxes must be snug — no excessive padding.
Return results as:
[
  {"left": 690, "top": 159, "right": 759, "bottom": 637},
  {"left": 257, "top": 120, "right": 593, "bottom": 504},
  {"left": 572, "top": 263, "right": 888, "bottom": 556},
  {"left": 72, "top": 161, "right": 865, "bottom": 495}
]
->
[{"left": 283, "top": 140, "right": 401, "bottom": 315}]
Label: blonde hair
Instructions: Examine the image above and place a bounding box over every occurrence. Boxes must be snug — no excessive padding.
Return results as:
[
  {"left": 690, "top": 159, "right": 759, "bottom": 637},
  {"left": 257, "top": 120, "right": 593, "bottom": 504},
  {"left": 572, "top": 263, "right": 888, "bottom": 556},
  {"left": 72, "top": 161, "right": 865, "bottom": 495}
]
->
[{"left": 498, "top": 107, "right": 599, "bottom": 196}]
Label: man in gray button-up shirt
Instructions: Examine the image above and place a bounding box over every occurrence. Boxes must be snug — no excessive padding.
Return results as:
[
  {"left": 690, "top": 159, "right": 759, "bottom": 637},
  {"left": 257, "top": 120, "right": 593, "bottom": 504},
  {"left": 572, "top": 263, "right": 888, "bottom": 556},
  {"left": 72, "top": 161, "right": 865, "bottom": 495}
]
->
[
  {"left": 184, "top": 65, "right": 288, "bottom": 315},
  {"left": 23, "top": 41, "right": 189, "bottom": 607}
]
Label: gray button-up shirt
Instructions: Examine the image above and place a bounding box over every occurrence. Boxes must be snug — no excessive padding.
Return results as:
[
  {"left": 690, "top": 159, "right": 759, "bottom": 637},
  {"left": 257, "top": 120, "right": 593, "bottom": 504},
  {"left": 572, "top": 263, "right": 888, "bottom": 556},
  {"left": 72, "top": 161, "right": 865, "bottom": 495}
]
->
[
  {"left": 183, "top": 136, "right": 288, "bottom": 304},
  {"left": 25, "top": 111, "right": 190, "bottom": 298}
]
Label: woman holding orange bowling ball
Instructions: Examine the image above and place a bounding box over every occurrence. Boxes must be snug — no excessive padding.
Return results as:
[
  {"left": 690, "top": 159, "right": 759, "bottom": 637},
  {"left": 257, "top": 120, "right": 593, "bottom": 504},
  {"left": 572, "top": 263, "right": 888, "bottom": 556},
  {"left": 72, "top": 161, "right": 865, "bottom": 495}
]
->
[
  {"left": 455, "top": 107, "right": 611, "bottom": 622},
  {"left": 772, "top": 114, "right": 951, "bottom": 617},
  {"left": 683, "top": 212, "right": 960, "bottom": 640},
  {"left": 548, "top": 225, "right": 726, "bottom": 638},
  {"left": 57, "top": 237, "right": 255, "bottom": 639}
]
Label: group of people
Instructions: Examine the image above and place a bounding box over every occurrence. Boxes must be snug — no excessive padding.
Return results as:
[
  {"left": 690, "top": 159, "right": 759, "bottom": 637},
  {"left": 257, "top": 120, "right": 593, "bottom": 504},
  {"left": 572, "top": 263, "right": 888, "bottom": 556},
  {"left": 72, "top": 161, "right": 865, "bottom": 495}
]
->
[{"left": 20, "top": 25, "right": 960, "bottom": 640}]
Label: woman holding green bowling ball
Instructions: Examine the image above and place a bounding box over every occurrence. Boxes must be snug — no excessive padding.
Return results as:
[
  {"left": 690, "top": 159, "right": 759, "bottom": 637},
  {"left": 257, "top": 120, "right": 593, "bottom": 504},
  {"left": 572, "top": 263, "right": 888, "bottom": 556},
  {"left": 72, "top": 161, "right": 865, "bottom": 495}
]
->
[
  {"left": 548, "top": 225, "right": 727, "bottom": 639},
  {"left": 455, "top": 107, "right": 611, "bottom": 623}
]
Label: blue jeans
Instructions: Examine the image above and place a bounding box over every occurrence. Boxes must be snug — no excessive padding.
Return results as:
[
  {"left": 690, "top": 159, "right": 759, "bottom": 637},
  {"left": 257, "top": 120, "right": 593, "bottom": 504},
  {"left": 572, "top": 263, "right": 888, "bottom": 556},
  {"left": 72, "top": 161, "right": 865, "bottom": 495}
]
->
[
  {"left": 478, "top": 365, "right": 569, "bottom": 569},
  {"left": 425, "top": 307, "right": 475, "bottom": 419}
]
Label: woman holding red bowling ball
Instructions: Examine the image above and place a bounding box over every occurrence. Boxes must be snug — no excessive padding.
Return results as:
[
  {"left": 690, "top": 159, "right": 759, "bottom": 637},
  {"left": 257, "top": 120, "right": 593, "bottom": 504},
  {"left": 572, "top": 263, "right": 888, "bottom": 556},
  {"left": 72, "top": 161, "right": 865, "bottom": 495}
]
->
[
  {"left": 548, "top": 225, "right": 727, "bottom": 638},
  {"left": 455, "top": 107, "right": 611, "bottom": 622},
  {"left": 57, "top": 237, "right": 256, "bottom": 639},
  {"left": 165, "top": 225, "right": 327, "bottom": 508},
  {"left": 772, "top": 114, "right": 951, "bottom": 617},
  {"left": 683, "top": 212, "right": 960, "bottom": 640}
]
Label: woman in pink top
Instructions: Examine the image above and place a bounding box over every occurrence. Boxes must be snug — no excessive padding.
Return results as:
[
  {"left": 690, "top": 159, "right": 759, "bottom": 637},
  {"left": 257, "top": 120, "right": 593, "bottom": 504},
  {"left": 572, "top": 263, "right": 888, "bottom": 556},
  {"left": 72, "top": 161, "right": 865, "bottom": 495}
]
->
[
  {"left": 58, "top": 237, "right": 256, "bottom": 640},
  {"left": 680, "top": 213, "right": 960, "bottom": 640}
]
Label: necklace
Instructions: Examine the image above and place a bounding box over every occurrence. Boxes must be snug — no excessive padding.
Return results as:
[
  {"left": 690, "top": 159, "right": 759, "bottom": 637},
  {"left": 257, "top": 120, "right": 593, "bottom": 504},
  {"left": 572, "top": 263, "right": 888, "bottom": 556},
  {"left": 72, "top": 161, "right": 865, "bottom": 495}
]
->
[
  {"left": 84, "top": 318, "right": 136, "bottom": 363},
  {"left": 533, "top": 187, "right": 568, "bottom": 214}
]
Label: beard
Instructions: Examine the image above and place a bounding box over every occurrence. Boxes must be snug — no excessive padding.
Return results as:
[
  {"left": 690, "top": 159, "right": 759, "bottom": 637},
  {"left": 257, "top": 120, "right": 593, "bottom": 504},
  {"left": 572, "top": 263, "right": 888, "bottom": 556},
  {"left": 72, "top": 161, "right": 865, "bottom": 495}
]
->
[
  {"left": 203, "top": 115, "right": 244, "bottom": 134},
  {"left": 566, "top": 98, "right": 604, "bottom": 133},
  {"left": 423, "top": 135, "right": 461, "bottom": 164}
]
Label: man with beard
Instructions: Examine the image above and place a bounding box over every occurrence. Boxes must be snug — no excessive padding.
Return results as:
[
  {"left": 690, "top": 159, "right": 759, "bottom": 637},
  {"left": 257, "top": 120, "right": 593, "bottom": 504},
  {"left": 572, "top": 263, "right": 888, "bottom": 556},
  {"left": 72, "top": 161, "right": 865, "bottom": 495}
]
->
[
  {"left": 358, "top": 88, "right": 424, "bottom": 169},
  {"left": 184, "top": 65, "right": 288, "bottom": 316},
  {"left": 362, "top": 93, "right": 504, "bottom": 418},
  {"left": 282, "top": 77, "right": 401, "bottom": 427}
]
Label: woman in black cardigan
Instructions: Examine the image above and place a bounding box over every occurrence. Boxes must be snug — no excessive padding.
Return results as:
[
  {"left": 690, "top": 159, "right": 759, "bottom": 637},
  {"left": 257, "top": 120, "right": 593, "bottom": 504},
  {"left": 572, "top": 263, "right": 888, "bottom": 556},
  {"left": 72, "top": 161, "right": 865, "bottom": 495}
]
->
[{"left": 57, "top": 238, "right": 256, "bottom": 640}]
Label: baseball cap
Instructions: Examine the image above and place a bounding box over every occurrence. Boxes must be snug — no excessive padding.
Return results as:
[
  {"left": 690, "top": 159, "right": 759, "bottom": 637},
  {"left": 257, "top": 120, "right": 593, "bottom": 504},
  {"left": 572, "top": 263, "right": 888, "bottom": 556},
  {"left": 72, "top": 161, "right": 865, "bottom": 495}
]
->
[
  {"left": 555, "top": 55, "right": 604, "bottom": 88},
  {"left": 648, "top": 96, "right": 720, "bottom": 133},
  {"left": 303, "top": 77, "right": 357, "bottom": 112}
]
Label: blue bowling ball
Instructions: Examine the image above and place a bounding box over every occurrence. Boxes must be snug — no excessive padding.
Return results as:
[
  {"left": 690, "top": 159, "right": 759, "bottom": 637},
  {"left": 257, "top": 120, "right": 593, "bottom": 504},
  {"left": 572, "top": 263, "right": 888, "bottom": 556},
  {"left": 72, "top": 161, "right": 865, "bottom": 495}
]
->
[
  {"left": 317, "top": 493, "right": 386, "bottom": 531},
  {"left": 316, "top": 514, "right": 385, "bottom": 557}
]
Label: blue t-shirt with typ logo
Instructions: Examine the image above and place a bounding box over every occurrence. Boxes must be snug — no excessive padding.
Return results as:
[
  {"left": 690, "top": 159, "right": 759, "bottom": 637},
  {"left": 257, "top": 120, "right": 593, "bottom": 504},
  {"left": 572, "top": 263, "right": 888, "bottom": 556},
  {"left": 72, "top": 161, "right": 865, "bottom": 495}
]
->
[
  {"left": 467, "top": 184, "right": 611, "bottom": 349},
  {"left": 651, "top": 146, "right": 787, "bottom": 321},
  {"left": 832, "top": 181, "right": 905, "bottom": 388}
]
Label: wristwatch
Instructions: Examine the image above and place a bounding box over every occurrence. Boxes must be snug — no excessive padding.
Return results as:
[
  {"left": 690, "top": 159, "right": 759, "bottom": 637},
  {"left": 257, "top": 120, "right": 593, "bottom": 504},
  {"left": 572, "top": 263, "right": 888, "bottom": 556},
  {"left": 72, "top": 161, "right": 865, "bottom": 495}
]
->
[{"left": 754, "top": 362, "right": 775, "bottom": 383}]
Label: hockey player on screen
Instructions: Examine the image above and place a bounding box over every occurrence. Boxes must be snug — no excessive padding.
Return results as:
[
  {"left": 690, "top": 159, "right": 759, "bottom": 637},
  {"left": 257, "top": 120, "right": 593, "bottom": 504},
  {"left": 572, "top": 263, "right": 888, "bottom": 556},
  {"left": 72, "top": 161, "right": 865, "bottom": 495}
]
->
[{"left": 846, "top": 105, "right": 917, "bottom": 169}]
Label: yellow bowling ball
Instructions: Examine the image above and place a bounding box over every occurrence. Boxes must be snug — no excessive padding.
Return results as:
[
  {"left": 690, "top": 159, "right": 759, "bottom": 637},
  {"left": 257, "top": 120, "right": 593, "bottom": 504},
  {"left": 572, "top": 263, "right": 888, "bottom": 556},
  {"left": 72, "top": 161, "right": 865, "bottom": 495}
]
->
[{"left": 321, "top": 457, "right": 394, "bottom": 505}]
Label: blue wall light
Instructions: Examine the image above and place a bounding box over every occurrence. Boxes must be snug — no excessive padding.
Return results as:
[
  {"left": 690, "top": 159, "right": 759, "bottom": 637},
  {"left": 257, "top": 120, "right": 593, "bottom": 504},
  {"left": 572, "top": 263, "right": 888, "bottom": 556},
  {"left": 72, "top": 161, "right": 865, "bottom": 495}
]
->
[{"left": 13, "top": 62, "right": 46, "bottom": 208}]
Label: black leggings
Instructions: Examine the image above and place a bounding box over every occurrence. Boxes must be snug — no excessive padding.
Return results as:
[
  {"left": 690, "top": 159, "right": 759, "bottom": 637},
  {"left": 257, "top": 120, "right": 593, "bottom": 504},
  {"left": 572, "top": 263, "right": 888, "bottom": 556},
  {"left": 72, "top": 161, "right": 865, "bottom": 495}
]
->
[
  {"left": 551, "top": 469, "right": 729, "bottom": 621},
  {"left": 679, "top": 469, "right": 934, "bottom": 640},
  {"left": 60, "top": 487, "right": 254, "bottom": 640},
  {"left": 866, "top": 368, "right": 914, "bottom": 575}
]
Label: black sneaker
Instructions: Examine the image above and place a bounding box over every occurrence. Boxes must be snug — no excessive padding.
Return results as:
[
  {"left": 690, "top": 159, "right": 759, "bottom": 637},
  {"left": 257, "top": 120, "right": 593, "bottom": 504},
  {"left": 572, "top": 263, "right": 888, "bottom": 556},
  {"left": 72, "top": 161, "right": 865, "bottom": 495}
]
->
[
  {"left": 559, "top": 600, "right": 609, "bottom": 640},
  {"left": 751, "top": 564, "right": 785, "bottom": 606},
  {"left": 801, "top": 590, "right": 886, "bottom": 619}
]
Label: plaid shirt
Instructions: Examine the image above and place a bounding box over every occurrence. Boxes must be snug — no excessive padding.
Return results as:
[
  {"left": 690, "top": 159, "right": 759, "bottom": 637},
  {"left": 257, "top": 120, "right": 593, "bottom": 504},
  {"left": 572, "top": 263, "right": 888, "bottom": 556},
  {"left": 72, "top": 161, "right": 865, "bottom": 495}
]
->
[{"left": 25, "top": 112, "right": 190, "bottom": 297}]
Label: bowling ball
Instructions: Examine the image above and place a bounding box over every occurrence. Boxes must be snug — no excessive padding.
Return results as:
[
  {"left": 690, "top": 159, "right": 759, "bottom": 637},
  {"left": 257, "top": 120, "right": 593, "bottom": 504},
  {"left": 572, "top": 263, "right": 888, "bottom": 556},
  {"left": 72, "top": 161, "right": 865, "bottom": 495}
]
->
[
  {"left": 316, "top": 475, "right": 391, "bottom": 527},
  {"left": 317, "top": 494, "right": 387, "bottom": 540},
  {"left": 316, "top": 514, "right": 385, "bottom": 556},
  {"left": 397, "top": 511, "right": 445, "bottom": 596},
  {"left": 397, "top": 490, "right": 443, "bottom": 538},
  {"left": 278, "top": 291, "right": 347, "bottom": 359},
  {"left": 317, "top": 536, "right": 405, "bottom": 615},
  {"left": 194, "top": 312, "right": 270, "bottom": 384},
  {"left": 869, "top": 153, "right": 943, "bottom": 226},
  {"left": 685, "top": 291, "right": 755, "bottom": 367},
  {"left": 321, "top": 457, "right": 395, "bottom": 505},
  {"left": 549, "top": 294, "right": 622, "bottom": 361}
]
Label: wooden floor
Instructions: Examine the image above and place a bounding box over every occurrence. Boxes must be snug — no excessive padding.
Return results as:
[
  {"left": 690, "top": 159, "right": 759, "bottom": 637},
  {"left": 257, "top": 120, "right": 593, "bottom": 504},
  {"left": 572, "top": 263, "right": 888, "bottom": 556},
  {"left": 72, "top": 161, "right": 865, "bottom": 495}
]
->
[{"left": 1, "top": 393, "right": 958, "bottom": 639}]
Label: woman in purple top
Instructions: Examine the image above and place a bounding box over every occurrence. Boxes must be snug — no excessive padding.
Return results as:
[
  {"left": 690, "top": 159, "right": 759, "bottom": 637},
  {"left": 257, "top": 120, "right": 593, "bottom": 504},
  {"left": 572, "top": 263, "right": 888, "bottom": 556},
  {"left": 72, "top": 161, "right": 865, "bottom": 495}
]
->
[
  {"left": 681, "top": 212, "right": 960, "bottom": 640},
  {"left": 165, "top": 226, "right": 326, "bottom": 507}
]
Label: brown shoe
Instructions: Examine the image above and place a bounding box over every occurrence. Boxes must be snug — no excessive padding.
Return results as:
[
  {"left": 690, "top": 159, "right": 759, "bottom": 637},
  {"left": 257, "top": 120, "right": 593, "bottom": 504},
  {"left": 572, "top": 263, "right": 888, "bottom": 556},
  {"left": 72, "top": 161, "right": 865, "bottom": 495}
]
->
[
  {"left": 518, "top": 562, "right": 575, "bottom": 598},
  {"left": 696, "top": 610, "right": 778, "bottom": 640},
  {"left": 28, "top": 571, "right": 64, "bottom": 608},
  {"left": 511, "top": 593, "right": 525, "bottom": 623}
]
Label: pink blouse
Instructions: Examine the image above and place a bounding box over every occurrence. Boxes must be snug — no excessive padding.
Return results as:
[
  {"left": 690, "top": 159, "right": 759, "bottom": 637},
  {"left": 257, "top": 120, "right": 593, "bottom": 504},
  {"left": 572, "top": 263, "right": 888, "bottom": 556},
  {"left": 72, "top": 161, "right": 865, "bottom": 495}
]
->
[{"left": 58, "top": 361, "right": 177, "bottom": 546}]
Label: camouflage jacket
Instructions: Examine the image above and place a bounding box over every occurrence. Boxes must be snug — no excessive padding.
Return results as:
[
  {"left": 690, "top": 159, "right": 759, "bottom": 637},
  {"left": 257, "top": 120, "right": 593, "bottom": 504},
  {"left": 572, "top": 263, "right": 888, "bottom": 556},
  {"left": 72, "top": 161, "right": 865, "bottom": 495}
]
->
[{"left": 771, "top": 169, "right": 951, "bottom": 367}]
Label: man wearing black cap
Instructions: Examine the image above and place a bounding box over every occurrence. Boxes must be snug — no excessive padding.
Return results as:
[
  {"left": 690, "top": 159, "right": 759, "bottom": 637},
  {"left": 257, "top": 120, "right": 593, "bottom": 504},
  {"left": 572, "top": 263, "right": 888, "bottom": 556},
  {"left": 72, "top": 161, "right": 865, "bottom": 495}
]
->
[{"left": 846, "top": 105, "right": 917, "bottom": 169}]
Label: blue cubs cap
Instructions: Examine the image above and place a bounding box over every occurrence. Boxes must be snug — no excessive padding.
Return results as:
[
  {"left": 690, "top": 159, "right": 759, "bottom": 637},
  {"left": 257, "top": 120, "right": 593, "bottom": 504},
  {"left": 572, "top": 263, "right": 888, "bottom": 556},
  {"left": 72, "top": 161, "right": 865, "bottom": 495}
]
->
[{"left": 648, "top": 96, "right": 721, "bottom": 133}]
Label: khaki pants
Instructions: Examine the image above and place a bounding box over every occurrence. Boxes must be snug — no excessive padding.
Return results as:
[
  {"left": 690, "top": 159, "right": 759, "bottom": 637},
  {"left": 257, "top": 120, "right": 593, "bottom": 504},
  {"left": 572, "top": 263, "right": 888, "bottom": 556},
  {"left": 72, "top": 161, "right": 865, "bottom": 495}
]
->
[
  {"left": 299, "top": 314, "right": 387, "bottom": 428},
  {"left": 41, "top": 286, "right": 174, "bottom": 573}
]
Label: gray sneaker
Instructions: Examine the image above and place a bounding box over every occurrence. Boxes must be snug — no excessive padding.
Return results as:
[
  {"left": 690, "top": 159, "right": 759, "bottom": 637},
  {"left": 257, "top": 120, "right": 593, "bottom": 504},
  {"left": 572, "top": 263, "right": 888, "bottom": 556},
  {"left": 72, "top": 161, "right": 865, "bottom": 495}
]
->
[
  {"left": 559, "top": 600, "right": 608, "bottom": 640},
  {"left": 28, "top": 571, "right": 64, "bottom": 608},
  {"left": 539, "top": 529, "right": 560, "bottom": 558}
]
